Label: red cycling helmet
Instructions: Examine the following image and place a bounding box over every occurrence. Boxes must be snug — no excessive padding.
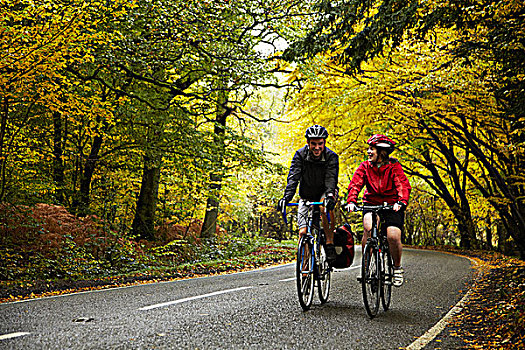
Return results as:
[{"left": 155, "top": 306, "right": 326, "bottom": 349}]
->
[{"left": 367, "top": 134, "right": 396, "bottom": 153}]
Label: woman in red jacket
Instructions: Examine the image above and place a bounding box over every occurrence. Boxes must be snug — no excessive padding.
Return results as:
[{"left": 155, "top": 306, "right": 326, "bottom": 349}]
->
[{"left": 346, "top": 134, "right": 411, "bottom": 286}]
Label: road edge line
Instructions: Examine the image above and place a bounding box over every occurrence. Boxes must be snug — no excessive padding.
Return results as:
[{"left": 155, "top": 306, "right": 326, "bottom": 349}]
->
[
  {"left": 2, "top": 262, "right": 294, "bottom": 305},
  {"left": 406, "top": 256, "right": 479, "bottom": 350}
]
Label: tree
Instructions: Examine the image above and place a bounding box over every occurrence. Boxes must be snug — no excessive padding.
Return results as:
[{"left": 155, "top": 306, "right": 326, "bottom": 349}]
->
[
  {"left": 85, "top": 0, "right": 309, "bottom": 239},
  {"left": 0, "top": 0, "right": 132, "bottom": 204},
  {"left": 283, "top": 0, "right": 525, "bottom": 257}
]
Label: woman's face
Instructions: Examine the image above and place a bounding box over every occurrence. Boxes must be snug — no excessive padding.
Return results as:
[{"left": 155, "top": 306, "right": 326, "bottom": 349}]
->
[{"left": 367, "top": 146, "right": 379, "bottom": 163}]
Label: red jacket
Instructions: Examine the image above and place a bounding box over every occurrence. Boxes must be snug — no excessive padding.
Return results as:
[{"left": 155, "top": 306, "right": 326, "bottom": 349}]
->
[{"left": 347, "top": 158, "right": 411, "bottom": 205}]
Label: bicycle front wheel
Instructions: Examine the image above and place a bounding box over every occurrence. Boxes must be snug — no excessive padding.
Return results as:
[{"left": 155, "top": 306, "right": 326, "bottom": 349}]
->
[
  {"left": 317, "top": 244, "right": 331, "bottom": 304},
  {"left": 296, "top": 235, "right": 314, "bottom": 311},
  {"left": 381, "top": 246, "right": 393, "bottom": 311},
  {"left": 361, "top": 242, "right": 380, "bottom": 318}
]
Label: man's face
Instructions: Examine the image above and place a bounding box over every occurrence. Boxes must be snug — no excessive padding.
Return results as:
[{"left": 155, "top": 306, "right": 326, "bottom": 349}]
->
[
  {"left": 367, "top": 146, "right": 379, "bottom": 163},
  {"left": 308, "top": 138, "right": 326, "bottom": 158}
]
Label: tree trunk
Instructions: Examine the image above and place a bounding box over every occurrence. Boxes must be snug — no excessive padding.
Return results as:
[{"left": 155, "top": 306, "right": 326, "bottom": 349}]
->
[
  {"left": 417, "top": 125, "right": 481, "bottom": 249},
  {"left": 485, "top": 216, "right": 493, "bottom": 250},
  {"left": 201, "top": 88, "right": 231, "bottom": 238},
  {"left": 201, "top": 172, "right": 222, "bottom": 238},
  {"left": 132, "top": 154, "right": 161, "bottom": 241},
  {"left": 72, "top": 134, "right": 103, "bottom": 216},
  {"left": 0, "top": 97, "right": 8, "bottom": 201},
  {"left": 456, "top": 210, "right": 475, "bottom": 249},
  {"left": 52, "top": 111, "right": 66, "bottom": 204},
  {"left": 429, "top": 115, "right": 525, "bottom": 258},
  {"left": 511, "top": 205, "right": 525, "bottom": 259},
  {"left": 497, "top": 221, "right": 505, "bottom": 252},
  {"left": 500, "top": 208, "right": 525, "bottom": 259},
  {"left": 416, "top": 147, "right": 477, "bottom": 249}
]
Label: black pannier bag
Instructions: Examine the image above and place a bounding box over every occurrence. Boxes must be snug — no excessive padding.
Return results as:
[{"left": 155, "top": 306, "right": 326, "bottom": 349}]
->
[{"left": 332, "top": 223, "right": 355, "bottom": 268}]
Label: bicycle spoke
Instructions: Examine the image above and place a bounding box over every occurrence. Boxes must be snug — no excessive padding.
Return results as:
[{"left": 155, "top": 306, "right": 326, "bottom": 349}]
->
[
  {"left": 381, "top": 247, "right": 393, "bottom": 311},
  {"left": 296, "top": 236, "right": 314, "bottom": 311},
  {"left": 317, "top": 244, "right": 331, "bottom": 303},
  {"left": 362, "top": 242, "right": 380, "bottom": 318}
]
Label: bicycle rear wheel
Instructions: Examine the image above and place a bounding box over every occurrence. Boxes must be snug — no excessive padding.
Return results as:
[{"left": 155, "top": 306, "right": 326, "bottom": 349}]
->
[
  {"left": 317, "top": 244, "right": 331, "bottom": 303},
  {"left": 381, "top": 246, "right": 393, "bottom": 311},
  {"left": 296, "top": 235, "right": 314, "bottom": 311},
  {"left": 362, "top": 242, "right": 380, "bottom": 318}
]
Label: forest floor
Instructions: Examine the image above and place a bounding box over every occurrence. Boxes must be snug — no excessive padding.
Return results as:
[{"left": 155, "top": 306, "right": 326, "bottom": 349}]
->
[{"left": 1, "top": 245, "right": 523, "bottom": 349}]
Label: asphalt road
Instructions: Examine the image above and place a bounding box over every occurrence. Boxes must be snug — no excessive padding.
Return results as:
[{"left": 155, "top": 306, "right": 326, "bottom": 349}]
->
[{"left": 0, "top": 248, "right": 473, "bottom": 349}]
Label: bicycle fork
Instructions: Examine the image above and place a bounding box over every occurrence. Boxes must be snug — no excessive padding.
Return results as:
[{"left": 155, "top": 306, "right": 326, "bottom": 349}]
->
[
  {"left": 304, "top": 235, "right": 329, "bottom": 282},
  {"left": 360, "top": 240, "right": 381, "bottom": 288},
  {"left": 300, "top": 235, "right": 315, "bottom": 275},
  {"left": 381, "top": 242, "right": 393, "bottom": 287}
]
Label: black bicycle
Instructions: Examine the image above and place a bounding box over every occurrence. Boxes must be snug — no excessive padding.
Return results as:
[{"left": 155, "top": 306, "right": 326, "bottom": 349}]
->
[
  {"left": 283, "top": 201, "right": 332, "bottom": 311},
  {"left": 353, "top": 203, "right": 395, "bottom": 318}
]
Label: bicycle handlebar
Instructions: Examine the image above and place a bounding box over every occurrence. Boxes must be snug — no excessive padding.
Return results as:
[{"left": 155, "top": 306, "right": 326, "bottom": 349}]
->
[
  {"left": 339, "top": 202, "right": 396, "bottom": 231},
  {"left": 355, "top": 204, "right": 394, "bottom": 212}
]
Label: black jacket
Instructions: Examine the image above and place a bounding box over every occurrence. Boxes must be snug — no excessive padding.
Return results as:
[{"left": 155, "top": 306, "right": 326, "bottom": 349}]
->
[{"left": 283, "top": 145, "right": 339, "bottom": 202}]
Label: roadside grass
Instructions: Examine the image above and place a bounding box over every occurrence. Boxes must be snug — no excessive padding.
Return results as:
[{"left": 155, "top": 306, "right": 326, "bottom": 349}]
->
[{"left": 0, "top": 237, "right": 297, "bottom": 303}]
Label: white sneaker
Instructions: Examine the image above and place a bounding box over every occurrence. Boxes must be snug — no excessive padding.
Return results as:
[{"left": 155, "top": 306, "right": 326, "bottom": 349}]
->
[{"left": 393, "top": 267, "right": 404, "bottom": 287}]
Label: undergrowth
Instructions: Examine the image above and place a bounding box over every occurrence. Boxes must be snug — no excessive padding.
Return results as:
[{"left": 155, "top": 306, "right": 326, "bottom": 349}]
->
[{"left": 0, "top": 203, "right": 295, "bottom": 301}]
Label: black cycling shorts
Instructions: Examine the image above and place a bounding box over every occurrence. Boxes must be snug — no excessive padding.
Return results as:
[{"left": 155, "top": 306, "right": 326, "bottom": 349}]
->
[{"left": 363, "top": 207, "right": 405, "bottom": 231}]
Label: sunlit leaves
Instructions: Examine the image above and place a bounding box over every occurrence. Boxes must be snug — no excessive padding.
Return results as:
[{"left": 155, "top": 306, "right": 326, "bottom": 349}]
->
[
  {"left": 1, "top": 0, "right": 130, "bottom": 102},
  {"left": 283, "top": 13, "right": 519, "bottom": 249}
]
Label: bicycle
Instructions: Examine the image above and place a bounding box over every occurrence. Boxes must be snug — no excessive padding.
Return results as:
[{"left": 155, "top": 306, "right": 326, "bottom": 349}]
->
[
  {"left": 352, "top": 203, "right": 395, "bottom": 318},
  {"left": 282, "top": 201, "right": 332, "bottom": 311}
]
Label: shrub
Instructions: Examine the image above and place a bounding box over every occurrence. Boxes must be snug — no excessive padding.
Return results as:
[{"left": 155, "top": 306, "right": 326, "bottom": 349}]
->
[{"left": 0, "top": 203, "right": 144, "bottom": 280}]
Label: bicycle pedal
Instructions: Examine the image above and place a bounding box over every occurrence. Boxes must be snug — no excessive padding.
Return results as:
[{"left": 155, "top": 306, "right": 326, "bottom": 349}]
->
[{"left": 357, "top": 276, "right": 362, "bottom": 282}]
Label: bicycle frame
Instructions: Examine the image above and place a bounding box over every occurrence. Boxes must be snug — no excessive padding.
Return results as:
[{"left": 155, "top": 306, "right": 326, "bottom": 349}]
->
[
  {"left": 358, "top": 203, "right": 393, "bottom": 241},
  {"left": 285, "top": 201, "right": 325, "bottom": 275},
  {"left": 282, "top": 201, "right": 332, "bottom": 310},
  {"left": 353, "top": 203, "right": 394, "bottom": 318}
]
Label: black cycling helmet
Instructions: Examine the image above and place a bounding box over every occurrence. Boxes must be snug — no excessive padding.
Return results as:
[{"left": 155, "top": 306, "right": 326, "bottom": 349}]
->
[{"left": 305, "top": 125, "right": 329, "bottom": 139}]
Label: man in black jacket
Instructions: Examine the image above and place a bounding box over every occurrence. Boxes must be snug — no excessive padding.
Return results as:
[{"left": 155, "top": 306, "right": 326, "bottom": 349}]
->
[{"left": 277, "top": 125, "right": 339, "bottom": 262}]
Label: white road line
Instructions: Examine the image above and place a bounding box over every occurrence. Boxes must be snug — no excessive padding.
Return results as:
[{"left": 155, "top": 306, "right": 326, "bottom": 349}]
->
[
  {"left": 139, "top": 286, "right": 253, "bottom": 311},
  {"left": 334, "top": 265, "right": 361, "bottom": 271},
  {"left": 0, "top": 332, "right": 30, "bottom": 340},
  {"left": 279, "top": 277, "right": 295, "bottom": 282}
]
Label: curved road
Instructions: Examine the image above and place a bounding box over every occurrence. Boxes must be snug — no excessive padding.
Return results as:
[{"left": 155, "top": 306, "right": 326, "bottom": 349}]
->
[{"left": 0, "top": 248, "right": 473, "bottom": 349}]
